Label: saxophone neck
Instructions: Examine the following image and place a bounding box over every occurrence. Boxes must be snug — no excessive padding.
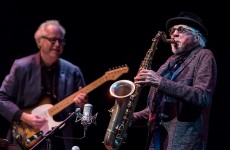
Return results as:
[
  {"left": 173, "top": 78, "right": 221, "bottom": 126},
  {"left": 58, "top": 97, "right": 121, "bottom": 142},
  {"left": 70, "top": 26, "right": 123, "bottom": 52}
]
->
[{"left": 156, "top": 31, "right": 175, "bottom": 43}]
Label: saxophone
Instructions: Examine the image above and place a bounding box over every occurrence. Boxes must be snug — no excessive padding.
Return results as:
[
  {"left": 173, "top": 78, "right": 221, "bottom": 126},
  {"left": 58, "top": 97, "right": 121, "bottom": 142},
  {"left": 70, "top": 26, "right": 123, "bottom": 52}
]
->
[{"left": 103, "top": 31, "right": 174, "bottom": 150}]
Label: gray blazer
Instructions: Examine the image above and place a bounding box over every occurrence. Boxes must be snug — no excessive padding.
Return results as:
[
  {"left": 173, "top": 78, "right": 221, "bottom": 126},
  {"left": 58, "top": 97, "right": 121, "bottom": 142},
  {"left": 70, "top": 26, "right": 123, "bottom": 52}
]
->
[
  {"left": 0, "top": 53, "right": 85, "bottom": 150},
  {"left": 134, "top": 48, "right": 217, "bottom": 150}
]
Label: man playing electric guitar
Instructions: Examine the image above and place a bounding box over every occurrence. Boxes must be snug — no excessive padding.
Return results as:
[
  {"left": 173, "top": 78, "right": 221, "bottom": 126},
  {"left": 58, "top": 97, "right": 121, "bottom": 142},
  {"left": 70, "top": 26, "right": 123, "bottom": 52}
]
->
[
  {"left": 0, "top": 20, "right": 88, "bottom": 150},
  {"left": 0, "top": 19, "right": 129, "bottom": 150}
]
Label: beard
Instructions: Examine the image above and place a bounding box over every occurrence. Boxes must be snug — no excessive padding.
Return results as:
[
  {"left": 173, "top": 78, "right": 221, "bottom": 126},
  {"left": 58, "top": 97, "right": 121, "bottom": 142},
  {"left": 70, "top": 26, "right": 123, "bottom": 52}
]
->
[
  {"left": 171, "top": 41, "right": 196, "bottom": 55},
  {"left": 171, "top": 43, "right": 185, "bottom": 55}
]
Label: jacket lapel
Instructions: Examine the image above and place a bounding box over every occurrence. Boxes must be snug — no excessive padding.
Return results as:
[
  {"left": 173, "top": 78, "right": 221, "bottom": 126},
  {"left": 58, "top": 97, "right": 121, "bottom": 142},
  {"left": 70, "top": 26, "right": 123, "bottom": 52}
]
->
[{"left": 171, "top": 48, "right": 201, "bottom": 80}]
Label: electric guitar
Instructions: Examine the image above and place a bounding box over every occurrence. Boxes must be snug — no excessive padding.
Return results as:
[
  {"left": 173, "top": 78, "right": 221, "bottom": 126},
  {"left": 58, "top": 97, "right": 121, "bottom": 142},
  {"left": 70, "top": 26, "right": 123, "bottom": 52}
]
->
[{"left": 11, "top": 65, "right": 129, "bottom": 149}]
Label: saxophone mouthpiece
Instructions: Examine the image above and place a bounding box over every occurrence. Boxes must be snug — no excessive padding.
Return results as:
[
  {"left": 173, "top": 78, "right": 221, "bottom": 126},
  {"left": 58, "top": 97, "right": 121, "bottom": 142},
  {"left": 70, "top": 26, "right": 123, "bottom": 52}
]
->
[
  {"left": 166, "top": 39, "right": 176, "bottom": 44},
  {"left": 159, "top": 32, "right": 175, "bottom": 44}
]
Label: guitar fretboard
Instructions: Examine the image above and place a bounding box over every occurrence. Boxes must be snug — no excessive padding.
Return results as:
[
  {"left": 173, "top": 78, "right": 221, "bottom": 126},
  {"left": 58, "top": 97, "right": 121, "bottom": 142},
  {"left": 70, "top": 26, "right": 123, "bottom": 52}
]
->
[{"left": 48, "top": 75, "right": 108, "bottom": 116}]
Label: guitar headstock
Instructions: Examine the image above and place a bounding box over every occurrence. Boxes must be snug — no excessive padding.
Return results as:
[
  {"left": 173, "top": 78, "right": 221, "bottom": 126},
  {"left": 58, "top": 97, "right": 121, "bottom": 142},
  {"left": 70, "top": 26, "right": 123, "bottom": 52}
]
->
[{"left": 104, "top": 65, "right": 129, "bottom": 81}]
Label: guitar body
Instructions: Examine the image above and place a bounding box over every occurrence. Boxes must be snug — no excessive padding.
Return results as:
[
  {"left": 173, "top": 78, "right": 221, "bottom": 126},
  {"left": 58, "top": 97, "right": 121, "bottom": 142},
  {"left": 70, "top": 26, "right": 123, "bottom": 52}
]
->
[
  {"left": 12, "top": 121, "right": 42, "bottom": 149},
  {"left": 12, "top": 98, "right": 63, "bottom": 149},
  {"left": 10, "top": 66, "right": 129, "bottom": 150}
]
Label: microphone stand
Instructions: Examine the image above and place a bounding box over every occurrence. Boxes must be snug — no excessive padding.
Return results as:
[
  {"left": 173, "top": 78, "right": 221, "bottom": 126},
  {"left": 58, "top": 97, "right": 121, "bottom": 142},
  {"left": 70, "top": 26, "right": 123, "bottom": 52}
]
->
[{"left": 29, "top": 110, "right": 80, "bottom": 150}]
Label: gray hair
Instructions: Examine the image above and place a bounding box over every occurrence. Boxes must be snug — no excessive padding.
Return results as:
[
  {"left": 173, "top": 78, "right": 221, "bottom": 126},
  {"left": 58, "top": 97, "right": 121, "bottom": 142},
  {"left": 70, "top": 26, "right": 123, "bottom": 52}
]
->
[
  {"left": 34, "top": 20, "right": 66, "bottom": 48},
  {"left": 184, "top": 25, "right": 206, "bottom": 48},
  {"left": 191, "top": 28, "right": 206, "bottom": 48}
]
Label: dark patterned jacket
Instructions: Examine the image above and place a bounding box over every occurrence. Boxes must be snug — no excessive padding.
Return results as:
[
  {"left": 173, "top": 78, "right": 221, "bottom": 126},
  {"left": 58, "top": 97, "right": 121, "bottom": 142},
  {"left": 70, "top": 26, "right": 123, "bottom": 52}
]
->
[{"left": 134, "top": 47, "right": 217, "bottom": 150}]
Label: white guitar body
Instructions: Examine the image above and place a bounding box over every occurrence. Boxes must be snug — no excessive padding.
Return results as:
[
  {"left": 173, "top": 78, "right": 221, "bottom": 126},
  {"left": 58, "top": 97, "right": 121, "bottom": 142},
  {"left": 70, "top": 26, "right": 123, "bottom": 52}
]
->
[{"left": 31, "top": 104, "right": 63, "bottom": 135}]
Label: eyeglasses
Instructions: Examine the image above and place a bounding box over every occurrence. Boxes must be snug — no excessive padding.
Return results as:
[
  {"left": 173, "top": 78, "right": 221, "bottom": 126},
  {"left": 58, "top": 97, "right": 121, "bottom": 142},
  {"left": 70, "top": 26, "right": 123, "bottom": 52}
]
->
[
  {"left": 169, "top": 26, "right": 194, "bottom": 35},
  {"left": 42, "top": 36, "right": 65, "bottom": 45}
]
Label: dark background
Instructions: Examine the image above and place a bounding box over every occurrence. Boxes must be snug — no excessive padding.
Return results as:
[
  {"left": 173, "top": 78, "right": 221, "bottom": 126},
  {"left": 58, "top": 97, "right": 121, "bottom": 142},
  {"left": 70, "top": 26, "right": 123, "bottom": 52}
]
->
[{"left": 0, "top": 1, "right": 229, "bottom": 150}]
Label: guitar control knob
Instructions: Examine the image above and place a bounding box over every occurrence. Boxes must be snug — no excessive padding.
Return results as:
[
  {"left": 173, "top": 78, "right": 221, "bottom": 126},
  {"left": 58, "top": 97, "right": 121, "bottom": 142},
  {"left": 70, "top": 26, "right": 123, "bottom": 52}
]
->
[
  {"left": 26, "top": 139, "right": 31, "bottom": 143},
  {"left": 33, "top": 135, "right": 38, "bottom": 139}
]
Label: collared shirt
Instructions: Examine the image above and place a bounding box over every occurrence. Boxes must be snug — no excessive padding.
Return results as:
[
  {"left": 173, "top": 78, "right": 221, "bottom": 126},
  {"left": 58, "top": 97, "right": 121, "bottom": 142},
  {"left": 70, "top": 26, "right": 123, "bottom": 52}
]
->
[{"left": 40, "top": 58, "right": 59, "bottom": 102}]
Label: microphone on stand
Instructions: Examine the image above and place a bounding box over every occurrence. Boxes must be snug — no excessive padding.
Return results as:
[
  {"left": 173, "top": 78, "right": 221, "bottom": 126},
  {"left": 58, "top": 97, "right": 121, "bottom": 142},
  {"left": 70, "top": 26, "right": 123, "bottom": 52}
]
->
[
  {"left": 71, "top": 145, "right": 80, "bottom": 150},
  {"left": 81, "top": 103, "right": 93, "bottom": 132},
  {"left": 75, "top": 103, "right": 98, "bottom": 137}
]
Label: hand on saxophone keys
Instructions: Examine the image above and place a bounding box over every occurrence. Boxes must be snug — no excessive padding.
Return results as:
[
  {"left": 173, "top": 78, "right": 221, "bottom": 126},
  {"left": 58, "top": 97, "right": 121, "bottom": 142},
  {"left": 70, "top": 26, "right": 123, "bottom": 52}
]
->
[{"left": 134, "top": 69, "right": 162, "bottom": 87}]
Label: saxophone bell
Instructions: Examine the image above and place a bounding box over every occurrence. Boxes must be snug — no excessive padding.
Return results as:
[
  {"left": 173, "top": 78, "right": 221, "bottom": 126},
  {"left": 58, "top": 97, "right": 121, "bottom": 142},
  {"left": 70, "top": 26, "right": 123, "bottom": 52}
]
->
[
  {"left": 104, "top": 80, "right": 135, "bottom": 150},
  {"left": 110, "top": 80, "right": 135, "bottom": 99}
]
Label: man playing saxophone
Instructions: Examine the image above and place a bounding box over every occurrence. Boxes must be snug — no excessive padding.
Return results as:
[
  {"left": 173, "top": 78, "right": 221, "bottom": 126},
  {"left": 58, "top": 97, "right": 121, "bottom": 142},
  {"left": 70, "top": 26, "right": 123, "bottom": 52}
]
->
[{"left": 133, "top": 11, "right": 217, "bottom": 150}]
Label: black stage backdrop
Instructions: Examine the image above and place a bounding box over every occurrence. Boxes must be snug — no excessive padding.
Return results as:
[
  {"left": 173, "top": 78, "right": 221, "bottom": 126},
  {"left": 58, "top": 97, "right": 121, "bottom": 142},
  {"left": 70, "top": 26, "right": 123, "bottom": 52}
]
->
[{"left": 0, "top": 1, "right": 229, "bottom": 150}]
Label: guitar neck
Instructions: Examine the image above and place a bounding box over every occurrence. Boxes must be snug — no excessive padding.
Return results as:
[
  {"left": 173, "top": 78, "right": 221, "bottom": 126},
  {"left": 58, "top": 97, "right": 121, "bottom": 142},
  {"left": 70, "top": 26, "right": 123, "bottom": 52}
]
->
[{"left": 48, "top": 75, "right": 107, "bottom": 116}]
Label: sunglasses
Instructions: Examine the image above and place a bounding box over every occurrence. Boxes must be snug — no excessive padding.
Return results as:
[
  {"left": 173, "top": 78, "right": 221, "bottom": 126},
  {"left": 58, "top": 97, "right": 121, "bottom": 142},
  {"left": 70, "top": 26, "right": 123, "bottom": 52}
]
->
[{"left": 169, "top": 26, "right": 194, "bottom": 35}]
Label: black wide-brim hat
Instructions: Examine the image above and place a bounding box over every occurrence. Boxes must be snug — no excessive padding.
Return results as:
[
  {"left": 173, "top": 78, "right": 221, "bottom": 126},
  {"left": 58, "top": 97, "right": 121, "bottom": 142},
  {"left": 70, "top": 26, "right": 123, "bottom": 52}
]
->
[{"left": 166, "top": 11, "right": 208, "bottom": 39}]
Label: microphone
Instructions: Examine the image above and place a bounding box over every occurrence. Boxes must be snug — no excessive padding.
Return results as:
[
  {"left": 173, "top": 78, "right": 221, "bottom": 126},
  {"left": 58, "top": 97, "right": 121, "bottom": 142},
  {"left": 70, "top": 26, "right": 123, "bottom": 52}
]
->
[
  {"left": 81, "top": 103, "right": 93, "bottom": 131},
  {"left": 71, "top": 146, "right": 80, "bottom": 150},
  {"left": 75, "top": 103, "right": 98, "bottom": 138}
]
